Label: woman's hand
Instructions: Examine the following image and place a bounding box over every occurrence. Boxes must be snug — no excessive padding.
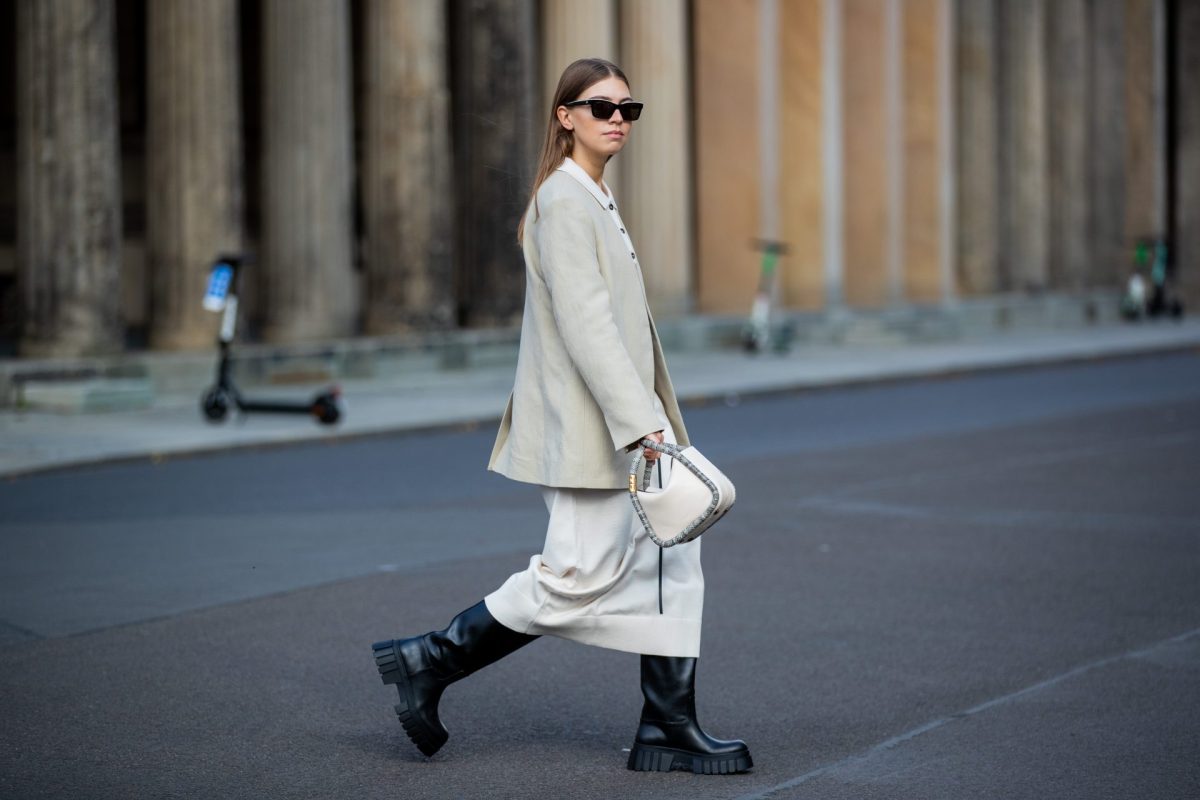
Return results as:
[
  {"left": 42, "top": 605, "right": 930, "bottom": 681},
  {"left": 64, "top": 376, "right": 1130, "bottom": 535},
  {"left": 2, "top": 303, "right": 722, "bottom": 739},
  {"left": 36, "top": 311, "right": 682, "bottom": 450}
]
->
[{"left": 643, "top": 430, "right": 665, "bottom": 461}]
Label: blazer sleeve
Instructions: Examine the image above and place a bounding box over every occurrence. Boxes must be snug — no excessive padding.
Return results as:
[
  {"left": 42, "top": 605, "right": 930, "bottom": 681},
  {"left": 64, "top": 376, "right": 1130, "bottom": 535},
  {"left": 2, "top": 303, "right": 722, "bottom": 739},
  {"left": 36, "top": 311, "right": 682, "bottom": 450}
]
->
[{"left": 535, "top": 196, "right": 662, "bottom": 454}]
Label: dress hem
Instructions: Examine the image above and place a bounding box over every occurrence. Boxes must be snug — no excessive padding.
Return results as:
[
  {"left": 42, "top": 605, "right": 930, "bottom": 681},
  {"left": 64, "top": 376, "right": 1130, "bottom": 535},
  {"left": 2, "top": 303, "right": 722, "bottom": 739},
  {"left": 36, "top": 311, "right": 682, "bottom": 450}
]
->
[{"left": 484, "top": 590, "right": 701, "bottom": 658}]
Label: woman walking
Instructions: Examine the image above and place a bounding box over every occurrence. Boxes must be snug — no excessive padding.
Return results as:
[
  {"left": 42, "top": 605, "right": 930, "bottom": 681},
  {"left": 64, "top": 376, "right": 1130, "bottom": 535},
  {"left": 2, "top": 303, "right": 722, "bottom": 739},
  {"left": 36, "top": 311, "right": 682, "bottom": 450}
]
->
[{"left": 371, "top": 57, "right": 751, "bottom": 775}]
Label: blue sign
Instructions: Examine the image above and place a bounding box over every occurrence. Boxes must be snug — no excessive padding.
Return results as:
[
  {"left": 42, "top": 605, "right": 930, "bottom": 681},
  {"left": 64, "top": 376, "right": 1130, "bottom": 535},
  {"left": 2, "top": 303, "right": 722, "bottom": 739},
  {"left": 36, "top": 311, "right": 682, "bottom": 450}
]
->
[{"left": 203, "top": 263, "right": 233, "bottom": 311}]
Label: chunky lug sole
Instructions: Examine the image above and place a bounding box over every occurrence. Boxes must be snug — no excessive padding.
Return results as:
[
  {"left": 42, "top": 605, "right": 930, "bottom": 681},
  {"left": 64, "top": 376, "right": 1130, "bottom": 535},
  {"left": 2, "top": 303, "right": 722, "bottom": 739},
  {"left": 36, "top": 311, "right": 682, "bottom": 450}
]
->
[
  {"left": 372, "top": 639, "right": 448, "bottom": 757},
  {"left": 627, "top": 743, "right": 753, "bottom": 774}
]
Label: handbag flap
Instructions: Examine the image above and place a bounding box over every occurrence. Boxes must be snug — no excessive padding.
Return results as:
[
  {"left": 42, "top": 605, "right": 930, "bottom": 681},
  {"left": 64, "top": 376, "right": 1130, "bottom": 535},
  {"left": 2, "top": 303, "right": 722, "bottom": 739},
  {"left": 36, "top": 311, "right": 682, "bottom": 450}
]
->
[
  {"left": 637, "top": 458, "right": 713, "bottom": 537},
  {"left": 630, "top": 442, "right": 736, "bottom": 547}
]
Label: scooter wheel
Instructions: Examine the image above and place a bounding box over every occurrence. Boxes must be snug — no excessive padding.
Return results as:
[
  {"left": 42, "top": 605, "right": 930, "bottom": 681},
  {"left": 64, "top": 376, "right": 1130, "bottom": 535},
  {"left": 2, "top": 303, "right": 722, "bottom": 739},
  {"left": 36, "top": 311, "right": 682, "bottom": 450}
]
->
[
  {"left": 312, "top": 393, "right": 341, "bottom": 425},
  {"left": 202, "top": 387, "right": 230, "bottom": 422}
]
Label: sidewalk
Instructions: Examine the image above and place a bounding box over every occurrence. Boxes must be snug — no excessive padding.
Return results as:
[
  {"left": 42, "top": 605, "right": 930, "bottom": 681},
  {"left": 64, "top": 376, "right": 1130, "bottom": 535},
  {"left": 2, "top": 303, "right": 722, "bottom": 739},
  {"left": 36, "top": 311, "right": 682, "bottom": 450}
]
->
[{"left": 2, "top": 318, "right": 1198, "bottom": 478}]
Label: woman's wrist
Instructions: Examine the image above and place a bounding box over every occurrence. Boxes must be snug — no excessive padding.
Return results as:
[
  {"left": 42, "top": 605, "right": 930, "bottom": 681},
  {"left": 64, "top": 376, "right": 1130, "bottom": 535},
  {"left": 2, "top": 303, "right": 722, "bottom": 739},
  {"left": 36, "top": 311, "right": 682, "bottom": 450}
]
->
[{"left": 642, "top": 430, "right": 665, "bottom": 460}]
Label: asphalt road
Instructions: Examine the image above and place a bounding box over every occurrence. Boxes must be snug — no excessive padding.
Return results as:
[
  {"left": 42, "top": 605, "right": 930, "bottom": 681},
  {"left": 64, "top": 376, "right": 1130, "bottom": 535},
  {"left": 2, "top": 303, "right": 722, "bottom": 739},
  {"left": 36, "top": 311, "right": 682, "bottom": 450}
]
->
[{"left": 2, "top": 353, "right": 1198, "bottom": 799}]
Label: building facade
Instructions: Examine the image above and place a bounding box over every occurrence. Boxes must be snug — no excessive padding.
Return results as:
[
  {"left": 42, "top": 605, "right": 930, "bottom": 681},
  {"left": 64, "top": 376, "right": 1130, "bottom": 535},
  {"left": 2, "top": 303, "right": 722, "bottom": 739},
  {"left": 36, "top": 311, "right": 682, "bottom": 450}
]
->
[{"left": 1, "top": 0, "right": 1196, "bottom": 358}]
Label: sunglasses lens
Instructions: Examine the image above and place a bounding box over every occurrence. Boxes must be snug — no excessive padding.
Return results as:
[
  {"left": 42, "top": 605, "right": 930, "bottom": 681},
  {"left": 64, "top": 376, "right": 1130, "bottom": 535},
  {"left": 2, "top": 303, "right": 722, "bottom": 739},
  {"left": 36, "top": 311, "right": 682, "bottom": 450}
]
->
[
  {"left": 575, "top": 99, "right": 643, "bottom": 121},
  {"left": 589, "top": 100, "right": 617, "bottom": 119}
]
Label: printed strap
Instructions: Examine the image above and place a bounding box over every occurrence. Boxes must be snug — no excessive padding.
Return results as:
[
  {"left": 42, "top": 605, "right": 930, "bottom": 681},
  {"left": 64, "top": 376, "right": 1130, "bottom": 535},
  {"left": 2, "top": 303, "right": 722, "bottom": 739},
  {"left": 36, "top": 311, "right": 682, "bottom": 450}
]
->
[{"left": 628, "top": 438, "right": 723, "bottom": 548}]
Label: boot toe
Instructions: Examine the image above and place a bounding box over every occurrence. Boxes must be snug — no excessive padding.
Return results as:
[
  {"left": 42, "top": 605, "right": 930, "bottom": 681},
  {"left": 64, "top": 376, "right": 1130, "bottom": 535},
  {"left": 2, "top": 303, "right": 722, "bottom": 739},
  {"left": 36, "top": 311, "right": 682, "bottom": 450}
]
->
[
  {"left": 705, "top": 735, "right": 750, "bottom": 757},
  {"left": 629, "top": 723, "right": 752, "bottom": 774},
  {"left": 394, "top": 699, "right": 449, "bottom": 757},
  {"left": 372, "top": 639, "right": 450, "bottom": 757}
]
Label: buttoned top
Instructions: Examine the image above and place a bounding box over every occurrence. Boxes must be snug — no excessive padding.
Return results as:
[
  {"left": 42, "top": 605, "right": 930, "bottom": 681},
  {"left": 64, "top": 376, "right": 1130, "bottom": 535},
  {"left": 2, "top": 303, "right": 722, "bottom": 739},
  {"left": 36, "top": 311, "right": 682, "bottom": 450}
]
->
[
  {"left": 556, "top": 156, "right": 642, "bottom": 269},
  {"left": 486, "top": 157, "right": 691, "bottom": 489}
]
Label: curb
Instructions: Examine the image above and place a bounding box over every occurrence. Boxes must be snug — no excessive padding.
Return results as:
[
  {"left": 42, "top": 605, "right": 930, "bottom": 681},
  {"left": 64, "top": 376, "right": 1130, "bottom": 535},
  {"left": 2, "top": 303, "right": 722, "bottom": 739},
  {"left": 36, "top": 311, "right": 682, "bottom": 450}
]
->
[{"left": 4, "top": 334, "right": 1197, "bottom": 481}]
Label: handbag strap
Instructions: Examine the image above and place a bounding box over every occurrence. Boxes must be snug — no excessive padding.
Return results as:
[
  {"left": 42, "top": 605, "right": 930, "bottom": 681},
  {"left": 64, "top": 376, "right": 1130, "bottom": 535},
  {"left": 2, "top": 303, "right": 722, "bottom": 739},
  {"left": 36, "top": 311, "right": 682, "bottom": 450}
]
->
[{"left": 628, "top": 437, "right": 685, "bottom": 493}]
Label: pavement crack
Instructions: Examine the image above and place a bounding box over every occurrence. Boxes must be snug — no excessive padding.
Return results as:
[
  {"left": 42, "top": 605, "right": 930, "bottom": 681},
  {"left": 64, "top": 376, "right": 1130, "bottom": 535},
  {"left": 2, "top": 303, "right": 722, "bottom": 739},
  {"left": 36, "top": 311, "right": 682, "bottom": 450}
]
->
[
  {"left": 730, "top": 625, "right": 1200, "bottom": 800},
  {"left": 0, "top": 617, "right": 45, "bottom": 646}
]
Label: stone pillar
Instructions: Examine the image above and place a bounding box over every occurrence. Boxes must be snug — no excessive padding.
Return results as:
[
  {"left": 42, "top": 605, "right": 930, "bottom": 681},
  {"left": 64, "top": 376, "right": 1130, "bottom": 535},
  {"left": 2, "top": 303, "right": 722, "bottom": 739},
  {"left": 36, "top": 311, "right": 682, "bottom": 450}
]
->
[
  {"left": 619, "top": 0, "right": 692, "bottom": 317},
  {"left": 693, "top": 0, "right": 761, "bottom": 315},
  {"left": 1174, "top": 0, "right": 1200, "bottom": 306},
  {"left": 1046, "top": 0, "right": 1090, "bottom": 290},
  {"left": 937, "top": 0, "right": 957, "bottom": 305},
  {"left": 1123, "top": 0, "right": 1166, "bottom": 245},
  {"left": 842, "top": 0, "right": 889, "bottom": 307},
  {"left": 821, "top": 0, "right": 846, "bottom": 310},
  {"left": 779, "top": 0, "right": 826, "bottom": 311},
  {"left": 449, "top": 0, "right": 538, "bottom": 327},
  {"left": 1088, "top": 0, "right": 1127, "bottom": 288},
  {"left": 261, "top": 0, "right": 357, "bottom": 342},
  {"left": 146, "top": 0, "right": 244, "bottom": 350},
  {"left": 17, "top": 0, "right": 123, "bottom": 357},
  {"left": 902, "top": 0, "right": 946, "bottom": 304},
  {"left": 885, "top": 0, "right": 904, "bottom": 306},
  {"left": 954, "top": 0, "right": 999, "bottom": 296},
  {"left": 362, "top": 0, "right": 456, "bottom": 334},
  {"left": 542, "top": 0, "right": 616, "bottom": 106},
  {"left": 997, "top": 0, "right": 1049, "bottom": 292}
]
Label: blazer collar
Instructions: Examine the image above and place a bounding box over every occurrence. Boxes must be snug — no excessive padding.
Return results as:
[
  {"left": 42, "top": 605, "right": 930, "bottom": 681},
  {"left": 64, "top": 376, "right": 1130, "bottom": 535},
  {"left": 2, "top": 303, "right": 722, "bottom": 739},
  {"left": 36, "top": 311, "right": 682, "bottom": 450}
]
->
[{"left": 556, "top": 156, "right": 618, "bottom": 211}]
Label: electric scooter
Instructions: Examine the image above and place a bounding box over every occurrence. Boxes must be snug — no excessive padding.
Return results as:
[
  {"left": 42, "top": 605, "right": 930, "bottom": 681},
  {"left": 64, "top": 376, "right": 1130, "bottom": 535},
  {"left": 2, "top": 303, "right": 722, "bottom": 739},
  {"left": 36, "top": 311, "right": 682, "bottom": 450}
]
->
[
  {"left": 742, "top": 239, "right": 794, "bottom": 353},
  {"left": 200, "top": 254, "right": 342, "bottom": 425}
]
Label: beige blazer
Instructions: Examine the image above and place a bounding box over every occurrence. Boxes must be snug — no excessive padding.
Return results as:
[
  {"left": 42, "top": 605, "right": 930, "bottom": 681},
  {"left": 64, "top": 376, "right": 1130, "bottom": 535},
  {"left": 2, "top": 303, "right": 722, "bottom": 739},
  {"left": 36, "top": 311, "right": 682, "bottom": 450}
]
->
[{"left": 487, "top": 159, "right": 690, "bottom": 489}]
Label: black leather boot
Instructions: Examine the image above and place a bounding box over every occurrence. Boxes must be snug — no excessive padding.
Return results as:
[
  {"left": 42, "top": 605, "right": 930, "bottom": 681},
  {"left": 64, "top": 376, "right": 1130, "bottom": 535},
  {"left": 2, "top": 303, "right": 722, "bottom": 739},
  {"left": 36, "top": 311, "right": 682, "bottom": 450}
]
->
[
  {"left": 372, "top": 601, "right": 538, "bottom": 756},
  {"left": 627, "top": 655, "right": 753, "bottom": 774}
]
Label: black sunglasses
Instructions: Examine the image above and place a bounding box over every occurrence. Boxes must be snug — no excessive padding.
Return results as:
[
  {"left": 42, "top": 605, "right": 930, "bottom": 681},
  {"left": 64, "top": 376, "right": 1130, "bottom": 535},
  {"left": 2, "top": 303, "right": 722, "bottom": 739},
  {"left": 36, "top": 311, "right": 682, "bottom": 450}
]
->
[{"left": 564, "top": 98, "right": 644, "bottom": 121}]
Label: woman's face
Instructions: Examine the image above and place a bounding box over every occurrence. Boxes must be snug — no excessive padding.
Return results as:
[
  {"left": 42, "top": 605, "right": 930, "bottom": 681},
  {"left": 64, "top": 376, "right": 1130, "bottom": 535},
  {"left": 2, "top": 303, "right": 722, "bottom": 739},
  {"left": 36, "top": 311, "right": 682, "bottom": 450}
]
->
[{"left": 557, "top": 76, "right": 634, "bottom": 162}]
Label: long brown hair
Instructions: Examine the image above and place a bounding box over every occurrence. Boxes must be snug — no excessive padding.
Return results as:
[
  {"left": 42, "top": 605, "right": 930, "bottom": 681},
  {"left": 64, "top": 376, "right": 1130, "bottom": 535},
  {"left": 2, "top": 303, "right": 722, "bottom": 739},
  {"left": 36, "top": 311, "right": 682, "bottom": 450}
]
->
[{"left": 516, "top": 58, "right": 631, "bottom": 244}]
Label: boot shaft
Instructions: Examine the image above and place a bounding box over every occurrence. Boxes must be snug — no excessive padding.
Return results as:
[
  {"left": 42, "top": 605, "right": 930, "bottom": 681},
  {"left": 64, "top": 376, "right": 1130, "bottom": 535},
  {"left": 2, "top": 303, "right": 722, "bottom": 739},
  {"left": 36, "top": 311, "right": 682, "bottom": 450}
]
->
[
  {"left": 423, "top": 600, "right": 539, "bottom": 680},
  {"left": 639, "top": 655, "right": 699, "bottom": 723}
]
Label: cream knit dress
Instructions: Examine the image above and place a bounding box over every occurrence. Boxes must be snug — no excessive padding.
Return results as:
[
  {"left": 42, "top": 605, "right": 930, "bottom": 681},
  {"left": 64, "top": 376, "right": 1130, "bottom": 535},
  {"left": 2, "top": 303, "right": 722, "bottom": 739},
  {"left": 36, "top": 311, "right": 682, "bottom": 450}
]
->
[{"left": 484, "top": 394, "right": 705, "bottom": 658}]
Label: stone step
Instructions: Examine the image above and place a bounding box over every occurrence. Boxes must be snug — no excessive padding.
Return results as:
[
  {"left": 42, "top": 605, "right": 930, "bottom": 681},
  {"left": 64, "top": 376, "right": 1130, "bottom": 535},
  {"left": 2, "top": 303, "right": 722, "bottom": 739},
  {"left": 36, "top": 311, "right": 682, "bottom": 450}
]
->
[
  {"left": 0, "top": 291, "right": 1132, "bottom": 410},
  {"left": 17, "top": 378, "right": 155, "bottom": 413}
]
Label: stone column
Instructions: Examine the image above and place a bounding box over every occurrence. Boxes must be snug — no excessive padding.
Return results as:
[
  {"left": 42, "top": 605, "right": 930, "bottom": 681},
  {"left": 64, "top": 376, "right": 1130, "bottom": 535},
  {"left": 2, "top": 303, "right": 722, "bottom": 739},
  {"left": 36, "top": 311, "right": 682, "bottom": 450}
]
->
[
  {"left": 1046, "top": 0, "right": 1090, "bottom": 290},
  {"left": 1123, "top": 0, "right": 1166, "bottom": 245},
  {"left": 954, "top": 0, "right": 999, "bottom": 296},
  {"left": 842, "top": 0, "right": 889, "bottom": 307},
  {"left": 362, "top": 0, "right": 456, "bottom": 335},
  {"left": 902, "top": 0, "right": 946, "bottom": 304},
  {"left": 542, "top": 0, "right": 616, "bottom": 105},
  {"left": 692, "top": 0, "right": 761, "bottom": 315},
  {"left": 17, "top": 0, "right": 123, "bottom": 357},
  {"left": 821, "top": 0, "right": 846, "bottom": 310},
  {"left": 619, "top": 0, "right": 692, "bottom": 317},
  {"left": 998, "top": 0, "right": 1049, "bottom": 292},
  {"left": 779, "top": 0, "right": 826, "bottom": 311},
  {"left": 1088, "top": 0, "right": 1127, "bottom": 288},
  {"left": 937, "top": 0, "right": 957, "bottom": 305},
  {"left": 884, "top": 0, "right": 904, "bottom": 307},
  {"left": 449, "top": 0, "right": 538, "bottom": 327},
  {"left": 260, "top": 0, "right": 357, "bottom": 342},
  {"left": 1174, "top": 0, "right": 1200, "bottom": 306},
  {"left": 146, "top": 0, "right": 244, "bottom": 350}
]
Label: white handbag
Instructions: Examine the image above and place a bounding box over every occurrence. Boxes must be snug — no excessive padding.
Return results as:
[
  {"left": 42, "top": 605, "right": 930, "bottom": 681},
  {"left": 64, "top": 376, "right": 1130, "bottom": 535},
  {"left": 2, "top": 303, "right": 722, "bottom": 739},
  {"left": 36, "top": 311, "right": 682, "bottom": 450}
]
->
[{"left": 628, "top": 438, "right": 737, "bottom": 547}]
